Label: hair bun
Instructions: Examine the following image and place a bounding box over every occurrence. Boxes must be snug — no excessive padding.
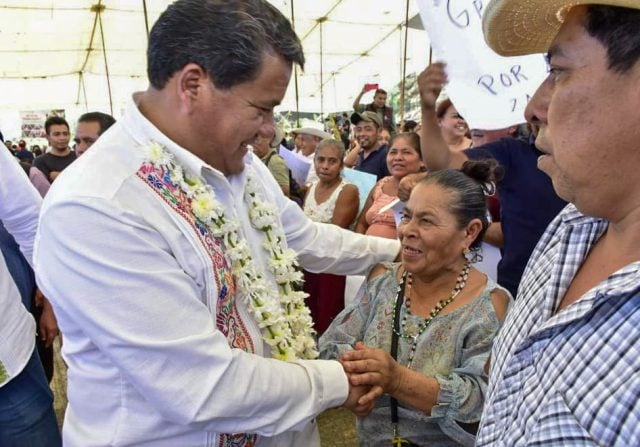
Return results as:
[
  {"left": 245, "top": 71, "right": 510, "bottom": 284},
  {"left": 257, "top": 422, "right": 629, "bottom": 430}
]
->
[{"left": 460, "top": 159, "right": 504, "bottom": 186}]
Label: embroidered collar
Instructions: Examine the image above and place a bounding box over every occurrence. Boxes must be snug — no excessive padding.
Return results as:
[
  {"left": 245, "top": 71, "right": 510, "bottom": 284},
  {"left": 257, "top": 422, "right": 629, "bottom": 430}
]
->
[{"left": 144, "top": 141, "right": 318, "bottom": 360}]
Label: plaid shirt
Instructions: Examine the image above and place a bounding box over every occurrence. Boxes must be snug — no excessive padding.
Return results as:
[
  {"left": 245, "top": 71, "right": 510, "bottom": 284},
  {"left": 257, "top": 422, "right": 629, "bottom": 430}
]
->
[{"left": 477, "top": 204, "right": 640, "bottom": 446}]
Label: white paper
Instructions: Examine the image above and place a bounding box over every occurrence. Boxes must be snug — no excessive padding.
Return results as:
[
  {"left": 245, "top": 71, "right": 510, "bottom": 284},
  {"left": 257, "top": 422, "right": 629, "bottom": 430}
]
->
[
  {"left": 416, "top": 0, "right": 548, "bottom": 130},
  {"left": 278, "top": 146, "right": 312, "bottom": 187}
]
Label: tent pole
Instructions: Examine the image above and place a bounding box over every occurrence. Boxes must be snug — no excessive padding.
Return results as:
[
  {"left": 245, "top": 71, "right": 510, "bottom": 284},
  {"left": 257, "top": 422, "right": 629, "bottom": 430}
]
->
[
  {"left": 142, "top": 0, "right": 150, "bottom": 39},
  {"left": 318, "top": 17, "right": 326, "bottom": 125},
  {"left": 399, "top": 0, "right": 410, "bottom": 128},
  {"left": 290, "top": 0, "right": 300, "bottom": 127},
  {"left": 75, "top": 72, "right": 89, "bottom": 112},
  {"left": 97, "top": 4, "right": 114, "bottom": 116}
]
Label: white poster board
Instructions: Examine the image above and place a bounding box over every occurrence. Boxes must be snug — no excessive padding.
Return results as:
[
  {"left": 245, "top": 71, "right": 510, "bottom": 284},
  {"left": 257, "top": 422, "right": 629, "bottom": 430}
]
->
[{"left": 416, "top": 0, "right": 548, "bottom": 130}]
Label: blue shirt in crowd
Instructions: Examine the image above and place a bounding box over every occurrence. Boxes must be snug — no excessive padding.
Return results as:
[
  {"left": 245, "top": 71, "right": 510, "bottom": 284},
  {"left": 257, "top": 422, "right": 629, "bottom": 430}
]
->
[
  {"left": 356, "top": 144, "right": 389, "bottom": 180},
  {"left": 465, "top": 137, "right": 567, "bottom": 297}
]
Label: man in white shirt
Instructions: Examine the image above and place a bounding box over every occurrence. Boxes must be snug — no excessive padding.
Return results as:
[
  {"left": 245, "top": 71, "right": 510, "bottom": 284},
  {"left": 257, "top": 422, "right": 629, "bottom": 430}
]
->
[
  {"left": 34, "top": 1, "right": 399, "bottom": 446},
  {"left": 0, "top": 139, "right": 61, "bottom": 445},
  {"left": 291, "top": 127, "right": 332, "bottom": 185}
]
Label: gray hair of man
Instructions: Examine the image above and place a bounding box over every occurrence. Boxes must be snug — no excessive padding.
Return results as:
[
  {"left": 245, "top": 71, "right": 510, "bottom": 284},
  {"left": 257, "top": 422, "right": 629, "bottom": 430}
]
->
[
  {"left": 314, "top": 138, "right": 346, "bottom": 162},
  {"left": 147, "top": 0, "right": 305, "bottom": 90}
]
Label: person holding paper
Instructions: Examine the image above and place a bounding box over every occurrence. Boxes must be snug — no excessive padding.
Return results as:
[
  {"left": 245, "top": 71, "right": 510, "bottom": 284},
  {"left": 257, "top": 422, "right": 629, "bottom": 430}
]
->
[
  {"left": 416, "top": 63, "right": 566, "bottom": 297},
  {"left": 290, "top": 127, "right": 332, "bottom": 185},
  {"left": 355, "top": 132, "right": 424, "bottom": 239}
]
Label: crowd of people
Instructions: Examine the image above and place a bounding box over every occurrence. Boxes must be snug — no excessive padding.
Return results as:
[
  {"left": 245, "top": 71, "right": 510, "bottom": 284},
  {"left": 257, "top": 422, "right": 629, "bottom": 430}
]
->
[{"left": 1, "top": 0, "right": 639, "bottom": 446}]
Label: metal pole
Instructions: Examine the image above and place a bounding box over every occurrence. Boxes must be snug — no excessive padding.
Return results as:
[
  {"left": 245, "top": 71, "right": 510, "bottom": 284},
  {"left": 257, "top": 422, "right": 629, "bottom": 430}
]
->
[
  {"left": 142, "top": 0, "right": 150, "bottom": 39},
  {"left": 399, "top": 0, "right": 410, "bottom": 126},
  {"left": 290, "top": 0, "right": 300, "bottom": 127},
  {"left": 96, "top": 3, "right": 114, "bottom": 115}
]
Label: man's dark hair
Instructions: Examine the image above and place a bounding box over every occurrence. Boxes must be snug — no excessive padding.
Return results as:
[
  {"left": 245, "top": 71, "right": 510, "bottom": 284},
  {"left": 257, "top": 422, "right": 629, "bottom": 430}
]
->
[
  {"left": 78, "top": 112, "right": 116, "bottom": 135},
  {"left": 147, "top": 0, "right": 304, "bottom": 90},
  {"left": 45, "top": 116, "right": 69, "bottom": 135},
  {"left": 374, "top": 88, "right": 387, "bottom": 96},
  {"left": 585, "top": 5, "right": 640, "bottom": 73}
]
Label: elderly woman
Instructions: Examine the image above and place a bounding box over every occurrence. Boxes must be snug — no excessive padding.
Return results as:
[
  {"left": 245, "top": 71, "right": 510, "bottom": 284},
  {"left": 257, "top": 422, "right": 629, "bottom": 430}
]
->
[
  {"left": 320, "top": 160, "right": 511, "bottom": 446},
  {"left": 437, "top": 99, "right": 472, "bottom": 152},
  {"left": 355, "top": 132, "right": 424, "bottom": 239},
  {"left": 303, "top": 139, "right": 359, "bottom": 333}
]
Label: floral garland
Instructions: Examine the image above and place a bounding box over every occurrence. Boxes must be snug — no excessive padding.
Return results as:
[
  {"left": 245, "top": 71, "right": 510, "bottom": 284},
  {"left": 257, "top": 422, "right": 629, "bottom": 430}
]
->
[{"left": 145, "top": 142, "right": 318, "bottom": 361}]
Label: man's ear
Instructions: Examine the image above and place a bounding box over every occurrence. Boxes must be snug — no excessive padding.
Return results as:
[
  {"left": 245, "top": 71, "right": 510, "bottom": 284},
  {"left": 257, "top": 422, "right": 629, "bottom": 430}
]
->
[{"left": 174, "top": 63, "right": 209, "bottom": 112}]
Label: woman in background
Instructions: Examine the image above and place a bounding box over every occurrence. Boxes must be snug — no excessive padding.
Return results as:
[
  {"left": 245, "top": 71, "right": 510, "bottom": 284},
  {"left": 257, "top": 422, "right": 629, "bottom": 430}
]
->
[
  {"left": 437, "top": 99, "right": 472, "bottom": 152},
  {"left": 355, "top": 132, "right": 424, "bottom": 239},
  {"left": 303, "top": 139, "right": 359, "bottom": 333}
]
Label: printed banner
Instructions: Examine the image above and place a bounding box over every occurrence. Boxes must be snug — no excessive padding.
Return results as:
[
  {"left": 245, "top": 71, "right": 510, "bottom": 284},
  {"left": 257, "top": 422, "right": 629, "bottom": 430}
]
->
[{"left": 20, "top": 109, "right": 65, "bottom": 138}]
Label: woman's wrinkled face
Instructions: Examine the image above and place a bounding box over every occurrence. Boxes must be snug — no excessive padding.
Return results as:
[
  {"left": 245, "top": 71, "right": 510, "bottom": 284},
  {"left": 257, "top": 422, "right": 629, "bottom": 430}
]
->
[
  {"left": 314, "top": 144, "right": 343, "bottom": 182},
  {"left": 398, "top": 183, "right": 469, "bottom": 276}
]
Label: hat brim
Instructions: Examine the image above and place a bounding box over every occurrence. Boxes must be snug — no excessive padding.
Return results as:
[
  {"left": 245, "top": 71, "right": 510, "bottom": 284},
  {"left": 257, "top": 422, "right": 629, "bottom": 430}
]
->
[
  {"left": 483, "top": 0, "right": 639, "bottom": 56},
  {"left": 291, "top": 127, "right": 332, "bottom": 140}
]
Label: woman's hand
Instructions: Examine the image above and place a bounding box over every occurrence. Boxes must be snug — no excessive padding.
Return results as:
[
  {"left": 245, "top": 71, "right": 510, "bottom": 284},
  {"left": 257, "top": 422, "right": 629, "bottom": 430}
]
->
[
  {"left": 418, "top": 63, "right": 447, "bottom": 112},
  {"left": 340, "top": 342, "right": 405, "bottom": 402},
  {"left": 397, "top": 172, "right": 428, "bottom": 202}
]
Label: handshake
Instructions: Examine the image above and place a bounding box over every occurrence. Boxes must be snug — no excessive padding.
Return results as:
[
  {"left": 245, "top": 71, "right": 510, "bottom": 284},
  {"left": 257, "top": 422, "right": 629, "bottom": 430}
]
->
[{"left": 339, "top": 341, "right": 405, "bottom": 417}]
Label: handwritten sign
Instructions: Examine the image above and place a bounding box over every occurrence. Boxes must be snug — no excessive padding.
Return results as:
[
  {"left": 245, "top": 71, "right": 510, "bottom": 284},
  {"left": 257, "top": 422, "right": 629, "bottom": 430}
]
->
[{"left": 417, "top": 0, "right": 548, "bottom": 130}]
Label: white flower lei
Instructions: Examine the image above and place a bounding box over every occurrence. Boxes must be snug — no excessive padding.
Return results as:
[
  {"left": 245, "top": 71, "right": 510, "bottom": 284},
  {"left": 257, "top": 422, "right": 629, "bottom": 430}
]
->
[{"left": 145, "top": 142, "right": 318, "bottom": 361}]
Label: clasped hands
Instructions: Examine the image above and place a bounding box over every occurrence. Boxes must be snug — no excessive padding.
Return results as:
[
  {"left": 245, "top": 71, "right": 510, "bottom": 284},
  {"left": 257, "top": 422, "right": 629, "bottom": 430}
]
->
[{"left": 340, "top": 341, "right": 405, "bottom": 417}]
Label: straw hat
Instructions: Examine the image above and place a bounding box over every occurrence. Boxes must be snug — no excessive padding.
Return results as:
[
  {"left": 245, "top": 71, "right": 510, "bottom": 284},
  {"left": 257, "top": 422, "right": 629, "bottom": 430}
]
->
[
  {"left": 483, "top": 0, "right": 640, "bottom": 56},
  {"left": 291, "top": 127, "right": 332, "bottom": 140},
  {"left": 270, "top": 126, "right": 285, "bottom": 149}
]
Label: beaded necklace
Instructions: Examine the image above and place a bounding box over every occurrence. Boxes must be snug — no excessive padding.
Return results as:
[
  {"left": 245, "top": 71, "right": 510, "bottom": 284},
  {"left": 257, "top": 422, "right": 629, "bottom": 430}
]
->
[{"left": 391, "top": 261, "right": 471, "bottom": 368}]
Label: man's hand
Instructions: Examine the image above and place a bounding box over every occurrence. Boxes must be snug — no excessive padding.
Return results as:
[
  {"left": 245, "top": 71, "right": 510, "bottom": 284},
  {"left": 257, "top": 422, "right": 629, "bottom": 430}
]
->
[
  {"left": 397, "top": 172, "right": 428, "bottom": 202},
  {"left": 342, "top": 382, "right": 378, "bottom": 417},
  {"left": 418, "top": 63, "right": 448, "bottom": 112},
  {"left": 340, "top": 342, "right": 405, "bottom": 405},
  {"left": 37, "top": 292, "right": 60, "bottom": 348},
  {"left": 49, "top": 171, "right": 61, "bottom": 182}
]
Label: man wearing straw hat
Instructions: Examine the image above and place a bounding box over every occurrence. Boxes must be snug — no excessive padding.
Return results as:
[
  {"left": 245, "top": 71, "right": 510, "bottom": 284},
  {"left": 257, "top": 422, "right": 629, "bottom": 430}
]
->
[
  {"left": 290, "top": 127, "right": 332, "bottom": 185},
  {"left": 478, "top": 1, "right": 640, "bottom": 445}
]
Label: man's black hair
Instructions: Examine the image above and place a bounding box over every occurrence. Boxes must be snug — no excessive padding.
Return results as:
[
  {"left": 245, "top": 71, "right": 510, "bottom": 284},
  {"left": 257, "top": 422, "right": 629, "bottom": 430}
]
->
[
  {"left": 45, "top": 116, "right": 69, "bottom": 135},
  {"left": 586, "top": 5, "right": 640, "bottom": 73},
  {"left": 78, "top": 112, "right": 116, "bottom": 135},
  {"left": 147, "top": 0, "right": 304, "bottom": 90}
]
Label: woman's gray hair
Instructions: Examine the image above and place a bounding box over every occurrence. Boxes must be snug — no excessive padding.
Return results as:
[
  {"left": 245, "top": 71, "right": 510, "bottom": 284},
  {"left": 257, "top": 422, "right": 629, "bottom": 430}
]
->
[
  {"left": 419, "top": 160, "right": 503, "bottom": 260},
  {"left": 315, "top": 139, "right": 346, "bottom": 160}
]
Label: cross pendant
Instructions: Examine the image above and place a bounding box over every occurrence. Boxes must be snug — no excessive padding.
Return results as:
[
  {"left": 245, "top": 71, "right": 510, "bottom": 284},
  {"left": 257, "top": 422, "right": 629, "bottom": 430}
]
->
[{"left": 391, "top": 436, "right": 410, "bottom": 446}]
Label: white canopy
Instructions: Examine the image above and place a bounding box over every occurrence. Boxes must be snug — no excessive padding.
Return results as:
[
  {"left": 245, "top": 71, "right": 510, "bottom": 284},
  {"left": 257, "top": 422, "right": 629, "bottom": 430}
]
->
[{"left": 0, "top": 0, "right": 430, "bottom": 137}]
